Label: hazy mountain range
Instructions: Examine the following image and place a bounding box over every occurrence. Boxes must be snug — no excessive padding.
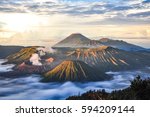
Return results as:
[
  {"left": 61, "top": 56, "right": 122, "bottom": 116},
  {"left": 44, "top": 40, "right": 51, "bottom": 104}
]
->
[
  {"left": 0, "top": 45, "right": 24, "bottom": 59},
  {"left": 53, "top": 33, "right": 145, "bottom": 51},
  {"left": 0, "top": 33, "right": 150, "bottom": 82}
]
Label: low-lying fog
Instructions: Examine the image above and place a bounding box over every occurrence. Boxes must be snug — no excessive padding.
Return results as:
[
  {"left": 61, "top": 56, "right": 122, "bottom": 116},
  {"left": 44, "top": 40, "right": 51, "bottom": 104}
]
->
[
  {"left": 0, "top": 59, "right": 149, "bottom": 100},
  {"left": 0, "top": 59, "right": 15, "bottom": 72}
]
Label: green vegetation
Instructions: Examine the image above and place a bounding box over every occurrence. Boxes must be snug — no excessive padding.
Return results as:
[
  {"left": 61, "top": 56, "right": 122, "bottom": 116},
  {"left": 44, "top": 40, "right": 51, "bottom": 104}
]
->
[{"left": 67, "top": 76, "right": 150, "bottom": 100}]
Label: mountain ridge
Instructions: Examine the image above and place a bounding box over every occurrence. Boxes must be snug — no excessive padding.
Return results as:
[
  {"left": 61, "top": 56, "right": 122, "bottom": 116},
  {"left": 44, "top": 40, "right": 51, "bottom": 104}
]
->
[
  {"left": 66, "top": 46, "right": 150, "bottom": 71},
  {"left": 53, "top": 33, "right": 145, "bottom": 51},
  {"left": 99, "top": 38, "right": 144, "bottom": 51}
]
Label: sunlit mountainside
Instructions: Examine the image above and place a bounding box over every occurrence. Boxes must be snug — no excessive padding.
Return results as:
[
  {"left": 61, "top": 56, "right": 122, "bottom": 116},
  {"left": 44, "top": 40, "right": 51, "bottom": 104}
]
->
[
  {"left": 42, "top": 60, "right": 110, "bottom": 82},
  {"left": 1, "top": 33, "right": 150, "bottom": 82},
  {"left": 6, "top": 47, "right": 38, "bottom": 64},
  {"left": 0, "top": 0, "right": 150, "bottom": 100},
  {"left": 67, "top": 45, "right": 150, "bottom": 71}
]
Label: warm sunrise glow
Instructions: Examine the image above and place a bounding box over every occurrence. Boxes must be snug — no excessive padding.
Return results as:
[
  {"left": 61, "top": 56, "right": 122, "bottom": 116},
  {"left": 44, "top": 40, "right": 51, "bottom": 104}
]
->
[
  {"left": 0, "top": 0, "right": 149, "bottom": 47},
  {"left": 1, "top": 13, "right": 45, "bottom": 32}
]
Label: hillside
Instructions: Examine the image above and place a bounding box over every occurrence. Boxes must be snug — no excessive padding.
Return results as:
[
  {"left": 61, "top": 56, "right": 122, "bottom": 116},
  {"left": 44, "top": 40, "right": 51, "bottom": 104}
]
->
[
  {"left": 99, "top": 38, "right": 144, "bottom": 51},
  {"left": 42, "top": 60, "right": 110, "bottom": 82},
  {"left": 5, "top": 47, "right": 38, "bottom": 64},
  {"left": 67, "top": 46, "right": 150, "bottom": 71},
  {"left": 67, "top": 76, "right": 150, "bottom": 100}
]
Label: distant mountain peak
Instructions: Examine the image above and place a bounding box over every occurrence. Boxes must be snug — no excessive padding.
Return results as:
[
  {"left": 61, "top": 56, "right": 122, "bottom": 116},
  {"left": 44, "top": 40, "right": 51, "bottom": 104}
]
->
[
  {"left": 53, "top": 33, "right": 91, "bottom": 48},
  {"left": 99, "top": 38, "right": 144, "bottom": 51},
  {"left": 99, "top": 38, "right": 111, "bottom": 42},
  {"left": 69, "top": 33, "right": 84, "bottom": 36},
  {"left": 65, "top": 33, "right": 90, "bottom": 41},
  {"left": 52, "top": 33, "right": 145, "bottom": 51}
]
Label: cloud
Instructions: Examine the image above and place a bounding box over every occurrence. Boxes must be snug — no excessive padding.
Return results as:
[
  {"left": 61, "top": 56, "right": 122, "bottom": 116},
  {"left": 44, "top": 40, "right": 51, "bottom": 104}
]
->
[
  {"left": 0, "top": 22, "right": 6, "bottom": 28},
  {"left": 0, "top": 0, "right": 149, "bottom": 26},
  {"left": 0, "top": 0, "right": 150, "bottom": 47},
  {"left": 111, "top": 6, "right": 133, "bottom": 11},
  {"left": 143, "top": 0, "right": 150, "bottom": 3},
  {"left": 0, "top": 0, "right": 149, "bottom": 19},
  {"left": 128, "top": 11, "right": 150, "bottom": 17}
]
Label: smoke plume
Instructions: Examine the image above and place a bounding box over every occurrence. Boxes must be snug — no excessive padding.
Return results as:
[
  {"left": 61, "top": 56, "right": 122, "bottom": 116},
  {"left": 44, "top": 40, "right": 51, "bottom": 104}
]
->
[{"left": 29, "top": 53, "right": 42, "bottom": 66}]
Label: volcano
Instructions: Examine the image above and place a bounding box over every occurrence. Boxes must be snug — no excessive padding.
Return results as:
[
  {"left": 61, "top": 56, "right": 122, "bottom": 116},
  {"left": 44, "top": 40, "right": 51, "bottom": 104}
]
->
[
  {"left": 53, "top": 33, "right": 144, "bottom": 51},
  {"left": 53, "top": 33, "right": 93, "bottom": 48},
  {"left": 42, "top": 60, "right": 109, "bottom": 82},
  {"left": 67, "top": 46, "right": 150, "bottom": 71},
  {"left": 5, "top": 47, "right": 38, "bottom": 64},
  {"left": 99, "top": 38, "right": 144, "bottom": 51}
]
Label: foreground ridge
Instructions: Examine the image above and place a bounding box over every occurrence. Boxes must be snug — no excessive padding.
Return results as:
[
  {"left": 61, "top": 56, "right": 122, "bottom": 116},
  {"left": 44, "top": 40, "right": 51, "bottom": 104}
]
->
[{"left": 67, "top": 76, "right": 150, "bottom": 100}]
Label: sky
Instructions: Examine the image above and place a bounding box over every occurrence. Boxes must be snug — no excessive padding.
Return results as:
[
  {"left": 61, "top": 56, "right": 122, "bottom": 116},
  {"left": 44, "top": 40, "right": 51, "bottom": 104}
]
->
[{"left": 0, "top": 0, "right": 150, "bottom": 47}]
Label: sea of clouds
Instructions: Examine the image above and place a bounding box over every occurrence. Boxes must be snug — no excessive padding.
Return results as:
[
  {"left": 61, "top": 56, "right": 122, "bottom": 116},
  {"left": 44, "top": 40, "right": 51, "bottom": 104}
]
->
[
  {"left": 0, "top": 59, "right": 15, "bottom": 72},
  {"left": 0, "top": 59, "right": 149, "bottom": 100}
]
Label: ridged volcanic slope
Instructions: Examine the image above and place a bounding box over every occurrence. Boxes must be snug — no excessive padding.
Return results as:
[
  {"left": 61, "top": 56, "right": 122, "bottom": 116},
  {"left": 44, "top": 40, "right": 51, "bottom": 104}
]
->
[{"left": 42, "top": 60, "right": 109, "bottom": 82}]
